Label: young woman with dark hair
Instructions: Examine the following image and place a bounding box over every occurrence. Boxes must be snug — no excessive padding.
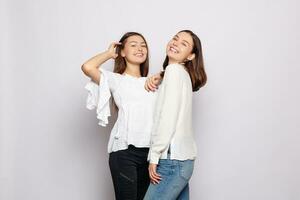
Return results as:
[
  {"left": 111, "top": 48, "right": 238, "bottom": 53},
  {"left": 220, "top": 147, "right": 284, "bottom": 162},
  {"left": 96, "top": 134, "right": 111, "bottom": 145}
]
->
[
  {"left": 81, "top": 32, "right": 158, "bottom": 200},
  {"left": 144, "top": 30, "right": 207, "bottom": 200}
]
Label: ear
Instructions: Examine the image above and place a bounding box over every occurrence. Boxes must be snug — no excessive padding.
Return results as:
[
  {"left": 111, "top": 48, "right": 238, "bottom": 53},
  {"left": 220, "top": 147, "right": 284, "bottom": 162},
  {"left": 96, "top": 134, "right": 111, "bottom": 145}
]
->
[
  {"left": 121, "top": 50, "right": 126, "bottom": 57},
  {"left": 187, "top": 53, "right": 195, "bottom": 61}
]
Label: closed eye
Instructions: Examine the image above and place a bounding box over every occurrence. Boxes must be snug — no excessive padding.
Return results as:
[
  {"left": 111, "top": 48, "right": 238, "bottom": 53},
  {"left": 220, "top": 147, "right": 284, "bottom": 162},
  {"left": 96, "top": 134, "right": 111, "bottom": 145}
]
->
[{"left": 173, "top": 35, "right": 180, "bottom": 41}]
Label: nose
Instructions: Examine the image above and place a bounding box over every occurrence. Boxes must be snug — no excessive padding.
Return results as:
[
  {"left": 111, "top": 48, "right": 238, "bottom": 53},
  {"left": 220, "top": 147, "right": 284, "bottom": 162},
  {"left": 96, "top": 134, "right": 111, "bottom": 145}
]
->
[
  {"left": 137, "top": 46, "right": 143, "bottom": 51},
  {"left": 172, "top": 40, "right": 178, "bottom": 46}
]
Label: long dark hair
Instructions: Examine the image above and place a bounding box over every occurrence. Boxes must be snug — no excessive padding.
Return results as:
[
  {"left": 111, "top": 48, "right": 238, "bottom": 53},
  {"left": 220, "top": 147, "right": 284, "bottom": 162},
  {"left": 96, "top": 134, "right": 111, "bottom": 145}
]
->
[
  {"left": 162, "top": 30, "right": 207, "bottom": 91},
  {"left": 114, "top": 32, "right": 149, "bottom": 77}
]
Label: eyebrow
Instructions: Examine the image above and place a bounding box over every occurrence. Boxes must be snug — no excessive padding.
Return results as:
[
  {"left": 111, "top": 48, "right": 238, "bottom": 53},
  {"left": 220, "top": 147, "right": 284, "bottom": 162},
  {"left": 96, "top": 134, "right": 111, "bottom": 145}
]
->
[
  {"left": 174, "top": 35, "right": 191, "bottom": 46},
  {"left": 129, "top": 41, "right": 146, "bottom": 44}
]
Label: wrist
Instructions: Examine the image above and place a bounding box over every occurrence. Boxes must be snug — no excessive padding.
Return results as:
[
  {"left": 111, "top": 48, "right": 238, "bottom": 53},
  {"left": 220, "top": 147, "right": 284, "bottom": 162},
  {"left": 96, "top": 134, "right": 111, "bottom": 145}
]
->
[
  {"left": 104, "top": 50, "right": 114, "bottom": 59},
  {"left": 159, "top": 70, "right": 165, "bottom": 78}
]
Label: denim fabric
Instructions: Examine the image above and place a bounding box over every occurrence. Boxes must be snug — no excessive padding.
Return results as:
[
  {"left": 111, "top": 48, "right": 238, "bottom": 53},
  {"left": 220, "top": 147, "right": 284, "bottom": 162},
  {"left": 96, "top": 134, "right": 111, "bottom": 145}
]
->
[{"left": 144, "top": 158, "right": 194, "bottom": 200}]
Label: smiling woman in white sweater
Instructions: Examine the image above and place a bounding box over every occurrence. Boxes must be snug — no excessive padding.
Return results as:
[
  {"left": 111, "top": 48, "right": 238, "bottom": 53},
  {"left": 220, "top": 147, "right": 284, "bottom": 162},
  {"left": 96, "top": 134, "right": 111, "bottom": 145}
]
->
[{"left": 144, "top": 30, "right": 207, "bottom": 200}]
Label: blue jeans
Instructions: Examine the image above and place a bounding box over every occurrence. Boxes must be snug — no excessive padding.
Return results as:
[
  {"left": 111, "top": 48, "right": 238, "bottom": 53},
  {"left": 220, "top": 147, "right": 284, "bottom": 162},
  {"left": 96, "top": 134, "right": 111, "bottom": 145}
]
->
[{"left": 143, "top": 158, "right": 194, "bottom": 200}]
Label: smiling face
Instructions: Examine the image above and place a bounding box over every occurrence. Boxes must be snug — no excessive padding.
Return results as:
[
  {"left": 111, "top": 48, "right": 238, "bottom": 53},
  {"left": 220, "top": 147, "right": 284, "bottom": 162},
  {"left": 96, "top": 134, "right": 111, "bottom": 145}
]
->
[
  {"left": 166, "top": 31, "right": 195, "bottom": 64},
  {"left": 121, "top": 35, "right": 148, "bottom": 65}
]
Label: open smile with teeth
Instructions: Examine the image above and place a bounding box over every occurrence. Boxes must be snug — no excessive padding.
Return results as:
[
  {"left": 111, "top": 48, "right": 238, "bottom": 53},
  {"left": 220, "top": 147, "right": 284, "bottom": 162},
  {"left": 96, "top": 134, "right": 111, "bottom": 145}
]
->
[
  {"left": 169, "top": 46, "right": 179, "bottom": 53},
  {"left": 134, "top": 53, "right": 144, "bottom": 57}
]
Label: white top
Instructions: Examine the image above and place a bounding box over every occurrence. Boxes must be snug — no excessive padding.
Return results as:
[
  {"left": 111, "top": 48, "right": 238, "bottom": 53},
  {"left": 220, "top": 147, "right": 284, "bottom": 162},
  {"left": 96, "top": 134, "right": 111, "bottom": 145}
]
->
[
  {"left": 148, "top": 63, "right": 197, "bottom": 164},
  {"left": 85, "top": 68, "right": 157, "bottom": 153}
]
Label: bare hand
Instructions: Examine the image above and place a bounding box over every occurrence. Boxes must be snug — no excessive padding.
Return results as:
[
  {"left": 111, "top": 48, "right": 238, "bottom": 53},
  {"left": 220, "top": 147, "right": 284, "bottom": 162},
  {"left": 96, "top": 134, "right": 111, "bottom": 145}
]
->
[
  {"left": 107, "top": 42, "right": 121, "bottom": 59},
  {"left": 148, "top": 163, "right": 162, "bottom": 184},
  {"left": 145, "top": 73, "right": 162, "bottom": 92}
]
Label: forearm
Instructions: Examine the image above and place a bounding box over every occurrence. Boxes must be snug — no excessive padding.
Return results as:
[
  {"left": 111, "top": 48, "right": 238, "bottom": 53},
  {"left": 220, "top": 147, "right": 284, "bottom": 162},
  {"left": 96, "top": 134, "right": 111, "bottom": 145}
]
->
[
  {"left": 150, "top": 129, "right": 175, "bottom": 164},
  {"left": 82, "top": 51, "right": 112, "bottom": 74},
  {"left": 149, "top": 95, "right": 181, "bottom": 164}
]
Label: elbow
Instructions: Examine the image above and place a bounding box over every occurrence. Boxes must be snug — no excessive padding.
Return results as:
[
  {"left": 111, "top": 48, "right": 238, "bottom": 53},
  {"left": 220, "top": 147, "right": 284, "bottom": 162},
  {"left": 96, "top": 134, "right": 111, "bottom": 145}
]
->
[{"left": 81, "top": 63, "right": 91, "bottom": 76}]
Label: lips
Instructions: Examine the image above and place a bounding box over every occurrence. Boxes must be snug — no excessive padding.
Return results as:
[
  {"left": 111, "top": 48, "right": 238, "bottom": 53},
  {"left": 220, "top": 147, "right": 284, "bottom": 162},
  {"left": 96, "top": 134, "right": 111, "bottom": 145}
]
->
[
  {"left": 169, "top": 46, "right": 179, "bottom": 53},
  {"left": 134, "top": 53, "right": 144, "bottom": 57}
]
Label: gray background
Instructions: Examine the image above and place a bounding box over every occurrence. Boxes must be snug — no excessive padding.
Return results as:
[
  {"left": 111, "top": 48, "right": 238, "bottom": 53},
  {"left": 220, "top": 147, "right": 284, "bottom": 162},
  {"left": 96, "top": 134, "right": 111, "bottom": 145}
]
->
[{"left": 1, "top": 0, "right": 300, "bottom": 199}]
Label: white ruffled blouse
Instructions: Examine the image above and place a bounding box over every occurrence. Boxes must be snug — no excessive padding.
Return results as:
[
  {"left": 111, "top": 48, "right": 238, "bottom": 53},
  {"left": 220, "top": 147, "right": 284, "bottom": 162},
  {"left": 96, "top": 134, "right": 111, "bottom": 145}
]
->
[{"left": 85, "top": 68, "right": 157, "bottom": 153}]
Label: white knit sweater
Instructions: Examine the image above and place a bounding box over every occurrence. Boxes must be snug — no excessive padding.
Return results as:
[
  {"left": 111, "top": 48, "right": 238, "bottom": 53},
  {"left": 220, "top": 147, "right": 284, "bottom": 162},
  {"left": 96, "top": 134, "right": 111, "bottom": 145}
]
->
[{"left": 148, "top": 63, "right": 197, "bottom": 164}]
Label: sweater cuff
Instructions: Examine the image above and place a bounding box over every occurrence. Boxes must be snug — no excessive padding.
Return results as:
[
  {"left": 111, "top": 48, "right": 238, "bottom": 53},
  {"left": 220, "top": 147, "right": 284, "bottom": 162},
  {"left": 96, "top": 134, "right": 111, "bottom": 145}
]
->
[{"left": 149, "top": 152, "right": 160, "bottom": 164}]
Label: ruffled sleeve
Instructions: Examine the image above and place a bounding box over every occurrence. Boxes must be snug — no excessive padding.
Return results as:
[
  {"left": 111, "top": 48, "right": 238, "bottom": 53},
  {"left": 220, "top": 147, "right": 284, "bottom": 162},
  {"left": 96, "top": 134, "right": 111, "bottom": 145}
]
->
[{"left": 84, "top": 69, "right": 112, "bottom": 127}]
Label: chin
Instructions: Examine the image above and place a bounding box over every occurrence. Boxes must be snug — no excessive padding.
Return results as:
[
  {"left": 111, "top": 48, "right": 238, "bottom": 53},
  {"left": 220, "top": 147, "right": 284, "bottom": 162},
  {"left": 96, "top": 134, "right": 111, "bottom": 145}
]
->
[
  {"left": 167, "top": 53, "right": 179, "bottom": 61},
  {"left": 166, "top": 51, "right": 173, "bottom": 58},
  {"left": 137, "top": 57, "right": 147, "bottom": 63},
  {"left": 133, "top": 59, "right": 146, "bottom": 65},
  {"left": 129, "top": 57, "right": 146, "bottom": 64}
]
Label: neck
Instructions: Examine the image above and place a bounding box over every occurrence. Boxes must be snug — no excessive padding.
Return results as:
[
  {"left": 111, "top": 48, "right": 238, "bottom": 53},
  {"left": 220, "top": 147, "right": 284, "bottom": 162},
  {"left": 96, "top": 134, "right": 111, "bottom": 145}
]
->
[
  {"left": 168, "top": 58, "right": 184, "bottom": 65},
  {"left": 124, "top": 62, "right": 141, "bottom": 77}
]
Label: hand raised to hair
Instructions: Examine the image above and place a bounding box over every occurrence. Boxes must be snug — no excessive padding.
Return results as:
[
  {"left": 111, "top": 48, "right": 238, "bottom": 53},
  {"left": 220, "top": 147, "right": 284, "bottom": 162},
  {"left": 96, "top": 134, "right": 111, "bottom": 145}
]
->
[{"left": 107, "top": 42, "right": 121, "bottom": 59}]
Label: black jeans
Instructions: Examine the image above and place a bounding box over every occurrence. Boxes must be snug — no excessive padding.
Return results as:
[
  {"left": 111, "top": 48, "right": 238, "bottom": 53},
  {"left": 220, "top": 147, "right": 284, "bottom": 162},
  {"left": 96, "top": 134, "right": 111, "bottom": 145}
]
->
[{"left": 109, "top": 145, "right": 150, "bottom": 200}]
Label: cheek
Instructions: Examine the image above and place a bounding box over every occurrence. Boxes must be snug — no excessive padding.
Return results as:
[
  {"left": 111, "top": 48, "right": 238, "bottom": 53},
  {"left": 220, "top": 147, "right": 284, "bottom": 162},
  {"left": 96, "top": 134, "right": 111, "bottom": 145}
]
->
[
  {"left": 167, "top": 42, "right": 172, "bottom": 48},
  {"left": 181, "top": 46, "right": 192, "bottom": 58},
  {"left": 142, "top": 47, "right": 148, "bottom": 54},
  {"left": 166, "top": 43, "right": 171, "bottom": 53},
  {"left": 123, "top": 48, "right": 133, "bottom": 56}
]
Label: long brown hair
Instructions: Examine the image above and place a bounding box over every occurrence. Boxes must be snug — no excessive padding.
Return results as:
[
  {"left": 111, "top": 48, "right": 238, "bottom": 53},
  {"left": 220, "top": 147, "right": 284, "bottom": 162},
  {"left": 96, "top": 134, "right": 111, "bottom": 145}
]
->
[
  {"left": 114, "top": 32, "right": 149, "bottom": 77},
  {"left": 162, "top": 30, "right": 207, "bottom": 91}
]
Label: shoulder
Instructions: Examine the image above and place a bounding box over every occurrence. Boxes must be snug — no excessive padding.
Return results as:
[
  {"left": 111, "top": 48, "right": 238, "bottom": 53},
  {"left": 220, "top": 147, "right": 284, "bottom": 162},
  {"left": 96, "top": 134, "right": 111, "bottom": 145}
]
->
[
  {"left": 100, "top": 68, "right": 122, "bottom": 79},
  {"left": 164, "top": 64, "right": 186, "bottom": 80},
  {"left": 165, "top": 63, "right": 185, "bottom": 75}
]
